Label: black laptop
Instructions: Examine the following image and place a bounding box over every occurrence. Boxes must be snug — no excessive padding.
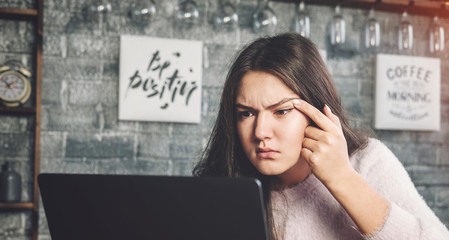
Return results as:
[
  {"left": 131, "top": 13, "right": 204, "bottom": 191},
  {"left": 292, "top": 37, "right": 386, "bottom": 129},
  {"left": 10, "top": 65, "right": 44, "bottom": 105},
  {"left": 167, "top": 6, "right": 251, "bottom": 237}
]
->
[{"left": 38, "top": 173, "right": 269, "bottom": 240}]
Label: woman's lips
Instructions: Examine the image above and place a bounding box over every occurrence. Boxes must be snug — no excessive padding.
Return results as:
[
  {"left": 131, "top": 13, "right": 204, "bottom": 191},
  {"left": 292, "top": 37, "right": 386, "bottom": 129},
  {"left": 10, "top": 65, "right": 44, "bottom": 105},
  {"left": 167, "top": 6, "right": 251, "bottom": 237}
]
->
[{"left": 256, "top": 147, "right": 279, "bottom": 158}]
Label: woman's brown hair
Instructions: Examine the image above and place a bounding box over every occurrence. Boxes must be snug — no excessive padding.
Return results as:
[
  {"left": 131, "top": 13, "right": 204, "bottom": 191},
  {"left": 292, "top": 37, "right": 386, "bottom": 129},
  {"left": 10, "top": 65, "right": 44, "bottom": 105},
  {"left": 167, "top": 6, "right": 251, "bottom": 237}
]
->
[{"left": 193, "top": 33, "right": 368, "bottom": 239}]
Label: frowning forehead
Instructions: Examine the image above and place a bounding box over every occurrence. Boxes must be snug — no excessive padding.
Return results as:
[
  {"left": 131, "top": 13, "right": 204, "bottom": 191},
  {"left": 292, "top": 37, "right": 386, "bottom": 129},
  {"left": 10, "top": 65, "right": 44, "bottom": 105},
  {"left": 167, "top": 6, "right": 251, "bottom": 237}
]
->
[{"left": 235, "top": 70, "right": 300, "bottom": 109}]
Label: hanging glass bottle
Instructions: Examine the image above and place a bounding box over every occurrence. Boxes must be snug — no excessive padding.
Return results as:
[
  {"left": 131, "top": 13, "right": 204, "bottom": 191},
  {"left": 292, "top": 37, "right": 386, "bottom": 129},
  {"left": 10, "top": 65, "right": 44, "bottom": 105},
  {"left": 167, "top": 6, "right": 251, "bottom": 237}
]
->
[
  {"left": 292, "top": 1, "right": 310, "bottom": 38},
  {"left": 330, "top": 5, "right": 345, "bottom": 45},
  {"left": 398, "top": 11, "right": 413, "bottom": 52},
  {"left": 364, "top": 8, "right": 380, "bottom": 49},
  {"left": 252, "top": 0, "right": 278, "bottom": 35},
  {"left": 429, "top": 16, "right": 444, "bottom": 53}
]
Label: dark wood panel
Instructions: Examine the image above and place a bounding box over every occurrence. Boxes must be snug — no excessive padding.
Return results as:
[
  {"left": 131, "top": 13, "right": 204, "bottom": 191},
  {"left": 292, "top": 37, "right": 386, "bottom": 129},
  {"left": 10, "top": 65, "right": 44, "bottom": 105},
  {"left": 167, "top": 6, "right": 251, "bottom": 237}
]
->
[{"left": 0, "top": 2, "right": 43, "bottom": 240}]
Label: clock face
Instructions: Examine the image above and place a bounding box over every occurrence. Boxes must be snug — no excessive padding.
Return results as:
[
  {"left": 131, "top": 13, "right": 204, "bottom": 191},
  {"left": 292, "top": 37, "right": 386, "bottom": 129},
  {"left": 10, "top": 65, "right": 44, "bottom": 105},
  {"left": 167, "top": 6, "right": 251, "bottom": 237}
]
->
[{"left": 0, "top": 71, "right": 29, "bottom": 102}]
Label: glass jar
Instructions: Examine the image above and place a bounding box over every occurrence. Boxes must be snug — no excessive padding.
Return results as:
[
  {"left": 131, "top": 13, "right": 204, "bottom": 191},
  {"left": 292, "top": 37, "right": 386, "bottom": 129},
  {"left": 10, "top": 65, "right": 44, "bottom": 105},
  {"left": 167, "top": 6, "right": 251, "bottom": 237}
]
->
[
  {"left": 292, "top": 1, "right": 310, "bottom": 38},
  {"left": 429, "top": 16, "right": 444, "bottom": 53},
  {"left": 0, "top": 161, "right": 22, "bottom": 202},
  {"left": 398, "top": 11, "right": 413, "bottom": 52},
  {"left": 330, "top": 5, "right": 345, "bottom": 45},
  {"left": 364, "top": 9, "right": 380, "bottom": 49},
  {"left": 252, "top": 0, "right": 278, "bottom": 35}
]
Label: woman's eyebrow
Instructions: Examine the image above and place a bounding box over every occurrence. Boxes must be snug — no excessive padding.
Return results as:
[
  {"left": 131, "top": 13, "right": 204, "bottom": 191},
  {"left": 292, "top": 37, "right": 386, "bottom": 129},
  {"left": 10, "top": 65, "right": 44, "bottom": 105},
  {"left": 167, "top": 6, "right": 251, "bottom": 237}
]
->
[
  {"left": 266, "top": 97, "right": 299, "bottom": 110},
  {"left": 235, "top": 97, "right": 299, "bottom": 110}
]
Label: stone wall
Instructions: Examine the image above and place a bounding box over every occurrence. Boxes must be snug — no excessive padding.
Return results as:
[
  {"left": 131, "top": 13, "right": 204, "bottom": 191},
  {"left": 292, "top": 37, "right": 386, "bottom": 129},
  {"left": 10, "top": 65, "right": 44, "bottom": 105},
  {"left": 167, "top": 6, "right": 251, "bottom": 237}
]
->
[{"left": 0, "top": 0, "right": 447, "bottom": 239}]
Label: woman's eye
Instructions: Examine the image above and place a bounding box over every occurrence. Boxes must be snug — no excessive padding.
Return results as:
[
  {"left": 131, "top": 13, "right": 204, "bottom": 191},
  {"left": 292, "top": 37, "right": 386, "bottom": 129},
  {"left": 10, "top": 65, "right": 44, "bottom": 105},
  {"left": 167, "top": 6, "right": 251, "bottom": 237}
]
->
[
  {"left": 238, "top": 111, "right": 253, "bottom": 118},
  {"left": 275, "top": 109, "right": 292, "bottom": 116}
]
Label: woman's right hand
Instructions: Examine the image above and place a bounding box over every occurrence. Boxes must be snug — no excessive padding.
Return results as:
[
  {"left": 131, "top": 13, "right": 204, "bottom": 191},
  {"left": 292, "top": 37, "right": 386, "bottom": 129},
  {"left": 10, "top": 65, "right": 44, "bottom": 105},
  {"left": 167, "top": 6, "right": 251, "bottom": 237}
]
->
[{"left": 293, "top": 99, "right": 354, "bottom": 187}]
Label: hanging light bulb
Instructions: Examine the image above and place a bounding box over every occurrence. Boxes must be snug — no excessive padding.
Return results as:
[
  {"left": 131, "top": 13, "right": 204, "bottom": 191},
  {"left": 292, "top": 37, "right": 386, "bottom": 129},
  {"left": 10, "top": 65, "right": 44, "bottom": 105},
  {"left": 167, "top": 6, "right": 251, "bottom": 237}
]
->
[
  {"left": 398, "top": 11, "right": 413, "bottom": 52},
  {"left": 364, "top": 8, "right": 380, "bottom": 49},
  {"left": 330, "top": 5, "right": 345, "bottom": 45},
  {"left": 252, "top": 0, "right": 278, "bottom": 35},
  {"left": 292, "top": 1, "right": 310, "bottom": 38},
  {"left": 429, "top": 16, "right": 444, "bottom": 53}
]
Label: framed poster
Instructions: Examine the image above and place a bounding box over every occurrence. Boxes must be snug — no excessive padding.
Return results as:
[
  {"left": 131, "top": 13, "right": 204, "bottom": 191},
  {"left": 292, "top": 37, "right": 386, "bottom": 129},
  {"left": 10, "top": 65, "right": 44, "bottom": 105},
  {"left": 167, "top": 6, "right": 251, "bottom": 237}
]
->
[
  {"left": 119, "top": 35, "right": 203, "bottom": 123},
  {"left": 375, "top": 54, "right": 440, "bottom": 131}
]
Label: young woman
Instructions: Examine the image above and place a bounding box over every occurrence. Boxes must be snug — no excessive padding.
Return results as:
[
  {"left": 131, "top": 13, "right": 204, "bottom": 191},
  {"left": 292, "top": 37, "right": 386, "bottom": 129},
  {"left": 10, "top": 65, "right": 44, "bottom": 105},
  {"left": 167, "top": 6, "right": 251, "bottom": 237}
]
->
[{"left": 193, "top": 33, "right": 449, "bottom": 240}]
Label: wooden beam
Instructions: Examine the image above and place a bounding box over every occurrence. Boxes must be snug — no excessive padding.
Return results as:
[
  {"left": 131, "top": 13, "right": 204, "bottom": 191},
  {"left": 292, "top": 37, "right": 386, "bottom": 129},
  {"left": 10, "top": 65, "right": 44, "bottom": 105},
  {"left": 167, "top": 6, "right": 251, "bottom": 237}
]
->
[{"left": 272, "top": 0, "right": 449, "bottom": 18}]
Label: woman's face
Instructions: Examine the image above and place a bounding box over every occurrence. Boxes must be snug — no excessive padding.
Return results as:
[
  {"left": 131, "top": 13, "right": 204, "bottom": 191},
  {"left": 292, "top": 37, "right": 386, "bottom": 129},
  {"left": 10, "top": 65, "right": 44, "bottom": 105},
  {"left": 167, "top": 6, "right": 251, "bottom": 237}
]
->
[{"left": 235, "top": 71, "right": 310, "bottom": 183}]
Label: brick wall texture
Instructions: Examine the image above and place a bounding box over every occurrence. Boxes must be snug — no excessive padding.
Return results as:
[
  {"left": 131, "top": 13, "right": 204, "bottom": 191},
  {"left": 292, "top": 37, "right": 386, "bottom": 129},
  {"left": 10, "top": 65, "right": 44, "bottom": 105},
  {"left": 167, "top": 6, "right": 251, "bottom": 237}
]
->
[{"left": 0, "top": 0, "right": 448, "bottom": 239}]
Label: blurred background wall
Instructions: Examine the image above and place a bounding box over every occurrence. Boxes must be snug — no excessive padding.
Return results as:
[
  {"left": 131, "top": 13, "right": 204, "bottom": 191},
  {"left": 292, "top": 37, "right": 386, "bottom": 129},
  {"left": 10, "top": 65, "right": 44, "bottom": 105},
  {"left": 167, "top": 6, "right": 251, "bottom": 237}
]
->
[{"left": 0, "top": 0, "right": 448, "bottom": 239}]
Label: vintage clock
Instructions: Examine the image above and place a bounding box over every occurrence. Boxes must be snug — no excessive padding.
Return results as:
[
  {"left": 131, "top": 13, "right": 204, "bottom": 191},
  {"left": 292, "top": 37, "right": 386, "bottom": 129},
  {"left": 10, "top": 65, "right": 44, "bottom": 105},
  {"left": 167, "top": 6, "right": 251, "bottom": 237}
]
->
[{"left": 0, "top": 63, "right": 32, "bottom": 107}]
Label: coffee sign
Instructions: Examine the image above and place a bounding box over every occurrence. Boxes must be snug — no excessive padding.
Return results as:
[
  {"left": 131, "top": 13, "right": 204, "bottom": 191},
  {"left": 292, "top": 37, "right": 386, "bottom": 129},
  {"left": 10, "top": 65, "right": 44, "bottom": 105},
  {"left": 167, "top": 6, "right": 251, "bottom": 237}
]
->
[{"left": 375, "top": 54, "right": 440, "bottom": 131}]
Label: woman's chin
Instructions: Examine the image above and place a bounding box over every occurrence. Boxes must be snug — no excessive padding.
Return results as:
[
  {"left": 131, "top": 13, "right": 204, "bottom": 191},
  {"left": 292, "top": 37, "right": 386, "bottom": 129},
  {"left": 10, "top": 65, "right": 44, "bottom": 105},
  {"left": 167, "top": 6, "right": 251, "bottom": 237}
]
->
[{"left": 255, "top": 166, "right": 285, "bottom": 176}]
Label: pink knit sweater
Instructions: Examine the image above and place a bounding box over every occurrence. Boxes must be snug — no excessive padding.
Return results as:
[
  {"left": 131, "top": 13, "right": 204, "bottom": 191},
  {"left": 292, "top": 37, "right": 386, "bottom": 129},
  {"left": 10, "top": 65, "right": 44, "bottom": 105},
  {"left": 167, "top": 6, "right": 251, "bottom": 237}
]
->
[{"left": 271, "top": 138, "right": 449, "bottom": 240}]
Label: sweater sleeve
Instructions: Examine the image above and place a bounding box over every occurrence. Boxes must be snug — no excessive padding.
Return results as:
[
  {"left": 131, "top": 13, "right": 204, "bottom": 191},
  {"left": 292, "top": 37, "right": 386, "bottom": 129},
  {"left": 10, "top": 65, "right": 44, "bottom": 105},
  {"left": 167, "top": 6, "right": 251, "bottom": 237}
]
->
[{"left": 351, "top": 139, "right": 449, "bottom": 240}]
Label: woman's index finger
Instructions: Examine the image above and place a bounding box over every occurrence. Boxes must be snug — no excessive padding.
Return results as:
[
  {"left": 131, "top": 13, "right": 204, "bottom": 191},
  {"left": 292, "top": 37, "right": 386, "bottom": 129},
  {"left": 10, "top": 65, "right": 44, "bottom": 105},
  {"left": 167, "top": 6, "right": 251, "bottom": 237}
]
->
[{"left": 292, "top": 99, "right": 335, "bottom": 132}]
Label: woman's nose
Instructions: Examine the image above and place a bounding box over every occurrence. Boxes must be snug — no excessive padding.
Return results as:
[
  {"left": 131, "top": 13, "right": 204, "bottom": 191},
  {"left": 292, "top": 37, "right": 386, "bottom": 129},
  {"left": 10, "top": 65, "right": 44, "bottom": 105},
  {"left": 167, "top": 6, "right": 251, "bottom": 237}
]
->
[{"left": 254, "top": 114, "right": 273, "bottom": 141}]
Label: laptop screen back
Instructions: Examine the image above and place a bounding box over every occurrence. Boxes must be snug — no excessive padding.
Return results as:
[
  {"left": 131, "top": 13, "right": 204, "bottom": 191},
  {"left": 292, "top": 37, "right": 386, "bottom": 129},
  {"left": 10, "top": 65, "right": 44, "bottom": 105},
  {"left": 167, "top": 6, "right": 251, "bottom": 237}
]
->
[{"left": 38, "top": 174, "right": 269, "bottom": 240}]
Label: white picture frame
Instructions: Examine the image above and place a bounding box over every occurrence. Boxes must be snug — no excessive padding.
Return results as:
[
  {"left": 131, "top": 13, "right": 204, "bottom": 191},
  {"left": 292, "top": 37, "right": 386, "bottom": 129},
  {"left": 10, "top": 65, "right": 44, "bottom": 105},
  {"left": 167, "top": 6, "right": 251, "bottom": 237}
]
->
[
  {"left": 119, "top": 35, "right": 203, "bottom": 123},
  {"left": 375, "top": 54, "right": 440, "bottom": 131}
]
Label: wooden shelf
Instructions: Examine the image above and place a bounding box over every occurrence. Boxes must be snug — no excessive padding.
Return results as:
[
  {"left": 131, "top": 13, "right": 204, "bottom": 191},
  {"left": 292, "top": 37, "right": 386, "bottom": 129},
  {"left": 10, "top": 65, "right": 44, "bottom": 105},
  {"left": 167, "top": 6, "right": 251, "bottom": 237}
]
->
[
  {"left": 0, "top": 202, "right": 34, "bottom": 210},
  {"left": 274, "top": 0, "right": 449, "bottom": 18},
  {"left": 0, "top": 8, "right": 38, "bottom": 20},
  {"left": 0, "top": 106, "right": 36, "bottom": 114},
  {"left": 0, "top": 1, "right": 43, "bottom": 240}
]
